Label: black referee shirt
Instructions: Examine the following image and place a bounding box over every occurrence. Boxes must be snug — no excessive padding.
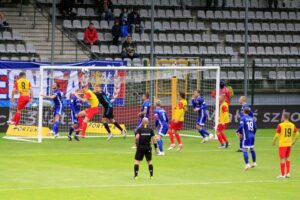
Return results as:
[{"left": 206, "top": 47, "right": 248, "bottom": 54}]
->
[{"left": 136, "top": 126, "right": 155, "bottom": 148}]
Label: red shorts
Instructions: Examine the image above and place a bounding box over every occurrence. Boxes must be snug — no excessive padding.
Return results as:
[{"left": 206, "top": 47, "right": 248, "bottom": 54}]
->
[
  {"left": 17, "top": 95, "right": 30, "bottom": 110},
  {"left": 217, "top": 123, "right": 228, "bottom": 132},
  {"left": 279, "top": 147, "right": 291, "bottom": 159},
  {"left": 85, "top": 107, "right": 99, "bottom": 119},
  {"left": 169, "top": 120, "right": 183, "bottom": 131}
]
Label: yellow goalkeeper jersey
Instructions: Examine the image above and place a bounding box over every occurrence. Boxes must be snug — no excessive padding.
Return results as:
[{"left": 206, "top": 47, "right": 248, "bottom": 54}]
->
[
  {"left": 219, "top": 101, "right": 230, "bottom": 124},
  {"left": 173, "top": 99, "right": 188, "bottom": 122}
]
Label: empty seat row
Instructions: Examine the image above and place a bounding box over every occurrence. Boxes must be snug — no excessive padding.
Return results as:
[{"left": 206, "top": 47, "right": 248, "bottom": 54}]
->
[
  {"left": 226, "top": 34, "right": 300, "bottom": 44},
  {"left": 112, "top": 0, "right": 180, "bottom": 7},
  {"left": 212, "top": 22, "right": 300, "bottom": 32},
  {"left": 76, "top": 7, "right": 98, "bottom": 17},
  {"left": 0, "top": 31, "right": 22, "bottom": 41},
  {"left": 198, "top": 10, "right": 300, "bottom": 21},
  {"left": 139, "top": 9, "right": 192, "bottom": 18},
  {"left": 255, "top": 58, "right": 300, "bottom": 67},
  {"left": 240, "top": 46, "right": 300, "bottom": 56},
  {"left": 269, "top": 71, "right": 300, "bottom": 79},
  {"left": 0, "top": 44, "right": 36, "bottom": 54},
  {"left": 0, "top": 56, "right": 40, "bottom": 61},
  {"left": 37, "top": 0, "right": 93, "bottom": 4}
]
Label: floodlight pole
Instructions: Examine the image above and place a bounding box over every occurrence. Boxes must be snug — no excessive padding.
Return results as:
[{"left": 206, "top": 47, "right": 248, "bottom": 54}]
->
[
  {"left": 244, "top": 0, "right": 249, "bottom": 96},
  {"left": 150, "top": 0, "right": 155, "bottom": 66},
  {"left": 50, "top": 0, "right": 56, "bottom": 65}
]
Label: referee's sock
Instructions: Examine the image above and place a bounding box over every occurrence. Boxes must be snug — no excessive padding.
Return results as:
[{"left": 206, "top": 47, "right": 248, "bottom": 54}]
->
[
  {"left": 103, "top": 122, "right": 111, "bottom": 134},
  {"left": 134, "top": 164, "right": 139, "bottom": 177},
  {"left": 113, "top": 122, "right": 123, "bottom": 131},
  {"left": 148, "top": 164, "right": 153, "bottom": 177}
]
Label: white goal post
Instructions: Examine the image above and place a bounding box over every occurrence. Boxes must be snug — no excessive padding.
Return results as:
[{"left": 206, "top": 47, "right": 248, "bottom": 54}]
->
[{"left": 33, "top": 65, "right": 220, "bottom": 143}]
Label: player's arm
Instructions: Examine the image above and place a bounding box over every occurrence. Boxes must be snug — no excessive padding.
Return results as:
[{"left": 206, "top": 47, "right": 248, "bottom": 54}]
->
[
  {"left": 75, "top": 92, "right": 88, "bottom": 102},
  {"left": 138, "top": 105, "right": 148, "bottom": 117},
  {"left": 273, "top": 125, "right": 281, "bottom": 146},
  {"left": 154, "top": 114, "right": 159, "bottom": 128},
  {"left": 292, "top": 127, "right": 299, "bottom": 146},
  {"left": 135, "top": 131, "right": 140, "bottom": 147},
  {"left": 191, "top": 99, "right": 198, "bottom": 111},
  {"left": 235, "top": 119, "right": 244, "bottom": 138},
  {"left": 11, "top": 83, "right": 17, "bottom": 102},
  {"left": 28, "top": 82, "right": 33, "bottom": 102}
]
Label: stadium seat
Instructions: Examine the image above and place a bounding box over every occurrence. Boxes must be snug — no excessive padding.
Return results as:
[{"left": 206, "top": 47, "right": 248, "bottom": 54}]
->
[
  {"left": 286, "top": 71, "right": 295, "bottom": 79},
  {"left": 208, "top": 46, "right": 216, "bottom": 55},
  {"left": 26, "top": 44, "right": 36, "bottom": 53},
  {"left": 223, "top": 11, "right": 231, "bottom": 19},
  {"left": 197, "top": 10, "right": 206, "bottom": 19},
  {"left": 236, "top": 71, "right": 244, "bottom": 80},
  {"left": 193, "top": 34, "right": 202, "bottom": 42},
  {"left": 77, "top": 8, "right": 86, "bottom": 16},
  {"left": 157, "top": 9, "right": 166, "bottom": 18},
  {"left": 273, "top": 12, "right": 280, "bottom": 20},
  {"left": 175, "top": 10, "right": 183, "bottom": 18},
  {"left": 163, "top": 45, "right": 172, "bottom": 54},
  {"left": 12, "top": 32, "right": 22, "bottom": 40},
  {"left": 104, "top": 33, "right": 113, "bottom": 41},
  {"left": 100, "top": 45, "right": 109, "bottom": 54},
  {"left": 6, "top": 44, "right": 16, "bottom": 53},
  {"left": 261, "top": 23, "right": 269, "bottom": 31},
  {"left": 140, "top": 9, "right": 149, "bottom": 18},
  {"left": 220, "top": 71, "right": 228, "bottom": 79},
  {"left": 0, "top": 44, "right": 6, "bottom": 53},
  {"left": 158, "top": 33, "right": 167, "bottom": 42},
  {"left": 2, "top": 31, "right": 12, "bottom": 40},
  {"left": 215, "top": 11, "right": 222, "bottom": 19},
  {"left": 137, "top": 45, "right": 145, "bottom": 54},
  {"left": 176, "top": 33, "right": 185, "bottom": 42},
  {"left": 251, "top": 34, "right": 259, "bottom": 43},
  {"left": 182, "top": 46, "right": 190, "bottom": 54},
  {"left": 100, "top": 21, "right": 109, "bottom": 29},
  {"left": 16, "top": 44, "right": 26, "bottom": 53},
  {"left": 81, "top": 20, "right": 90, "bottom": 29},
  {"left": 188, "top": 21, "right": 197, "bottom": 31},
  {"left": 274, "top": 46, "right": 282, "bottom": 55},
  {"left": 202, "top": 34, "right": 210, "bottom": 42},
  {"left": 206, "top": 10, "right": 214, "bottom": 19},
  {"left": 173, "top": 46, "right": 182, "bottom": 54},
  {"left": 141, "top": 34, "right": 150, "bottom": 42},
  {"left": 183, "top": 10, "right": 192, "bottom": 18},
  {"left": 276, "top": 35, "right": 284, "bottom": 43},
  {"left": 228, "top": 23, "right": 236, "bottom": 31},
  {"left": 228, "top": 71, "right": 237, "bottom": 79},
  {"left": 259, "top": 35, "right": 267, "bottom": 43},
  {"left": 211, "top": 22, "right": 219, "bottom": 31},
  {"left": 87, "top": 8, "right": 96, "bottom": 16},
  {"left": 179, "top": 22, "right": 188, "bottom": 30},
  {"left": 265, "top": 46, "right": 274, "bottom": 55},
  {"left": 268, "top": 34, "right": 276, "bottom": 43},
  {"left": 171, "top": 21, "right": 179, "bottom": 30},
  {"left": 264, "top": 11, "right": 272, "bottom": 19},
  {"left": 155, "top": 46, "right": 163, "bottom": 54},
  {"left": 235, "top": 34, "right": 243, "bottom": 43},
  {"left": 167, "top": 33, "right": 176, "bottom": 42},
  {"left": 162, "top": 22, "right": 171, "bottom": 30},
  {"left": 277, "top": 71, "right": 286, "bottom": 79},
  {"left": 290, "top": 47, "right": 298, "bottom": 55},
  {"left": 190, "top": 46, "right": 199, "bottom": 54},
  {"left": 184, "top": 33, "right": 193, "bottom": 42},
  {"left": 91, "top": 20, "right": 100, "bottom": 29},
  {"left": 197, "top": 22, "right": 206, "bottom": 30},
  {"left": 231, "top": 11, "right": 239, "bottom": 19},
  {"left": 199, "top": 46, "right": 207, "bottom": 55},
  {"left": 91, "top": 45, "right": 100, "bottom": 53},
  {"left": 225, "top": 34, "right": 233, "bottom": 43},
  {"left": 257, "top": 46, "right": 265, "bottom": 55},
  {"left": 225, "top": 46, "right": 234, "bottom": 55},
  {"left": 278, "top": 23, "right": 286, "bottom": 32}
]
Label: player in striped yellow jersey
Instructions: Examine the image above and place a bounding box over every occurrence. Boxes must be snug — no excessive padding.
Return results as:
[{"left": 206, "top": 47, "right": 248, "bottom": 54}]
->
[
  {"left": 75, "top": 84, "right": 99, "bottom": 137},
  {"left": 7, "top": 72, "right": 33, "bottom": 128},
  {"left": 217, "top": 94, "right": 230, "bottom": 148},
  {"left": 168, "top": 91, "right": 188, "bottom": 151},
  {"left": 273, "top": 112, "right": 299, "bottom": 178}
]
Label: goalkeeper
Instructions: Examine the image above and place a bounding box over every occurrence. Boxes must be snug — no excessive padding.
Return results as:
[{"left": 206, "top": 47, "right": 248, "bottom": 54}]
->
[{"left": 94, "top": 84, "right": 126, "bottom": 141}]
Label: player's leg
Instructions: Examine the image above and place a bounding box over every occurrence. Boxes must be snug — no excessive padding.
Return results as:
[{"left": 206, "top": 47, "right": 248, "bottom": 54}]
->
[
  {"left": 216, "top": 124, "right": 225, "bottom": 148},
  {"left": 220, "top": 124, "right": 229, "bottom": 148},
  {"left": 111, "top": 118, "right": 127, "bottom": 137},
  {"left": 285, "top": 147, "right": 291, "bottom": 178},
  {"left": 145, "top": 149, "right": 154, "bottom": 178},
  {"left": 278, "top": 147, "right": 287, "bottom": 178},
  {"left": 9, "top": 96, "right": 29, "bottom": 127},
  {"left": 168, "top": 121, "right": 176, "bottom": 150},
  {"left": 156, "top": 133, "right": 164, "bottom": 155},
  {"left": 50, "top": 114, "right": 61, "bottom": 138},
  {"left": 250, "top": 138, "right": 256, "bottom": 167},
  {"left": 134, "top": 160, "right": 140, "bottom": 179},
  {"left": 147, "top": 160, "right": 154, "bottom": 178},
  {"left": 243, "top": 148, "right": 251, "bottom": 170}
]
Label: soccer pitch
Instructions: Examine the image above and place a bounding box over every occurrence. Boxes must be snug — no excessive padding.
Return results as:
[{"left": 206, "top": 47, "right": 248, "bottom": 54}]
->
[{"left": 0, "top": 129, "right": 299, "bottom": 200}]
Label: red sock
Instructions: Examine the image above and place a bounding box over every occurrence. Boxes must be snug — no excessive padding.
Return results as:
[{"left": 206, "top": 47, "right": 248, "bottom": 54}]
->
[
  {"left": 286, "top": 160, "right": 290, "bottom": 174},
  {"left": 280, "top": 163, "right": 285, "bottom": 176},
  {"left": 78, "top": 117, "right": 83, "bottom": 129},
  {"left": 169, "top": 130, "right": 175, "bottom": 144},
  {"left": 217, "top": 134, "right": 224, "bottom": 145},
  {"left": 81, "top": 121, "right": 87, "bottom": 136},
  {"left": 14, "top": 112, "right": 21, "bottom": 126},
  {"left": 175, "top": 133, "right": 182, "bottom": 144},
  {"left": 221, "top": 132, "right": 228, "bottom": 143}
]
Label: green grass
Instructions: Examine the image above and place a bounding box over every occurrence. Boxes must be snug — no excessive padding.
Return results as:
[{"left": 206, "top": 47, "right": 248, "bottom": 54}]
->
[{"left": 0, "top": 129, "right": 299, "bottom": 200}]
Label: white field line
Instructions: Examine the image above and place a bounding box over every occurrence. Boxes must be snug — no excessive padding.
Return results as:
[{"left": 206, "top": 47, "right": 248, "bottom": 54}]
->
[{"left": 0, "top": 179, "right": 299, "bottom": 192}]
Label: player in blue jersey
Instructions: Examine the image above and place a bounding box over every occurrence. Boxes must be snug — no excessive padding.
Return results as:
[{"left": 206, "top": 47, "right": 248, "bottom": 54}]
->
[
  {"left": 42, "top": 82, "right": 64, "bottom": 138},
  {"left": 236, "top": 108, "right": 257, "bottom": 170},
  {"left": 236, "top": 96, "right": 254, "bottom": 152},
  {"left": 136, "top": 92, "right": 151, "bottom": 131},
  {"left": 68, "top": 89, "right": 82, "bottom": 141},
  {"left": 154, "top": 99, "right": 169, "bottom": 156},
  {"left": 192, "top": 90, "right": 213, "bottom": 143}
]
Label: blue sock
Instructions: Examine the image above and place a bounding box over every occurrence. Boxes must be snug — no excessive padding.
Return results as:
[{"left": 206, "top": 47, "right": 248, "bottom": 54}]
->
[
  {"left": 201, "top": 128, "right": 210, "bottom": 137},
  {"left": 239, "top": 138, "right": 243, "bottom": 149},
  {"left": 69, "top": 127, "right": 74, "bottom": 136},
  {"left": 243, "top": 150, "right": 249, "bottom": 164},
  {"left": 157, "top": 138, "right": 163, "bottom": 152},
  {"left": 198, "top": 129, "right": 206, "bottom": 138},
  {"left": 53, "top": 121, "right": 59, "bottom": 134},
  {"left": 250, "top": 149, "right": 256, "bottom": 163},
  {"left": 75, "top": 131, "right": 79, "bottom": 136}
]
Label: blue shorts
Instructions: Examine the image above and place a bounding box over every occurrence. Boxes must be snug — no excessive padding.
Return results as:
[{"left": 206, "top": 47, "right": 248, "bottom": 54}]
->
[
  {"left": 158, "top": 125, "right": 168, "bottom": 137},
  {"left": 53, "top": 106, "right": 64, "bottom": 117},
  {"left": 243, "top": 137, "right": 255, "bottom": 149},
  {"left": 196, "top": 113, "right": 207, "bottom": 126},
  {"left": 70, "top": 111, "right": 79, "bottom": 124}
]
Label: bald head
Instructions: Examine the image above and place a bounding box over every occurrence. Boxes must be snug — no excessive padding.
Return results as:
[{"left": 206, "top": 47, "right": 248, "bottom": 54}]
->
[
  {"left": 239, "top": 96, "right": 247, "bottom": 105},
  {"left": 142, "top": 118, "right": 149, "bottom": 126}
]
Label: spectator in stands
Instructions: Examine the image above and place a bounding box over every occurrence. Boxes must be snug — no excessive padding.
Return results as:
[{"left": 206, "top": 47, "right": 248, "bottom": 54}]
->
[
  {"left": 211, "top": 80, "right": 232, "bottom": 105},
  {"left": 83, "top": 22, "right": 99, "bottom": 45},
  {"left": 128, "top": 9, "right": 144, "bottom": 35},
  {"left": 0, "top": 12, "right": 9, "bottom": 30},
  {"left": 97, "top": 0, "right": 115, "bottom": 21},
  {"left": 59, "top": 0, "right": 75, "bottom": 17},
  {"left": 268, "top": 0, "right": 278, "bottom": 9},
  {"left": 112, "top": 19, "right": 120, "bottom": 45},
  {"left": 121, "top": 36, "right": 139, "bottom": 59},
  {"left": 119, "top": 8, "right": 129, "bottom": 23},
  {"left": 119, "top": 19, "right": 129, "bottom": 43}
]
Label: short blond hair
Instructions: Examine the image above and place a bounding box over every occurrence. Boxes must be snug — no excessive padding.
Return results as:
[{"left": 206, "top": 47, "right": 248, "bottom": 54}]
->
[{"left": 155, "top": 99, "right": 161, "bottom": 107}]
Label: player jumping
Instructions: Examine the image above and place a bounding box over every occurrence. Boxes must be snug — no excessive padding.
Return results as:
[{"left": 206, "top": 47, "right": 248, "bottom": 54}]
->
[
  {"left": 168, "top": 91, "right": 187, "bottom": 151},
  {"left": 217, "top": 94, "right": 230, "bottom": 148},
  {"left": 136, "top": 92, "right": 151, "bottom": 130},
  {"left": 154, "top": 99, "right": 169, "bottom": 156},
  {"left": 273, "top": 112, "right": 299, "bottom": 179},
  {"left": 42, "top": 82, "right": 64, "bottom": 138},
  {"left": 75, "top": 84, "right": 99, "bottom": 138},
  {"left": 236, "top": 96, "right": 254, "bottom": 152},
  {"left": 7, "top": 72, "right": 33, "bottom": 129},
  {"left": 134, "top": 118, "right": 157, "bottom": 180},
  {"left": 191, "top": 89, "right": 213, "bottom": 143},
  {"left": 68, "top": 89, "right": 83, "bottom": 141},
  {"left": 236, "top": 108, "right": 257, "bottom": 170},
  {"left": 94, "top": 84, "right": 126, "bottom": 141}
]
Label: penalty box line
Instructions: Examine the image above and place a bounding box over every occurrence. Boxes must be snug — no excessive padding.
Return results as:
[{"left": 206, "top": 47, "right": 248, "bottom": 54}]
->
[{"left": 0, "top": 179, "right": 299, "bottom": 192}]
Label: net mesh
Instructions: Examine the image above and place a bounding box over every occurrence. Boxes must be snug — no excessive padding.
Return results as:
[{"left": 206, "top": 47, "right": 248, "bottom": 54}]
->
[{"left": 6, "top": 66, "right": 219, "bottom": 142}]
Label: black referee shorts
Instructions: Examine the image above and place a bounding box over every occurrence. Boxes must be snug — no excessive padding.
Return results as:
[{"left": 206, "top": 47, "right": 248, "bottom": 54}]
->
[
  {"left": 135, "top": 147, "right": 152, "bottom": 161},
  {"left": 103, "top": 106, "right": 114, "bottom": 119}
]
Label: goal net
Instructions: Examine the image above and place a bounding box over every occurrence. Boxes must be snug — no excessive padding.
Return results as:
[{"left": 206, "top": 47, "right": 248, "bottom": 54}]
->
[{"left": 5, "top": 66, "right": 220, "bottom": 143}]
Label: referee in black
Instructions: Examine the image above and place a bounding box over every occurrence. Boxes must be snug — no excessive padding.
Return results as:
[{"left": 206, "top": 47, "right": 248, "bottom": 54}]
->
[{"left": 134, "top": 118, "right": 158, "bottom": 179}]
